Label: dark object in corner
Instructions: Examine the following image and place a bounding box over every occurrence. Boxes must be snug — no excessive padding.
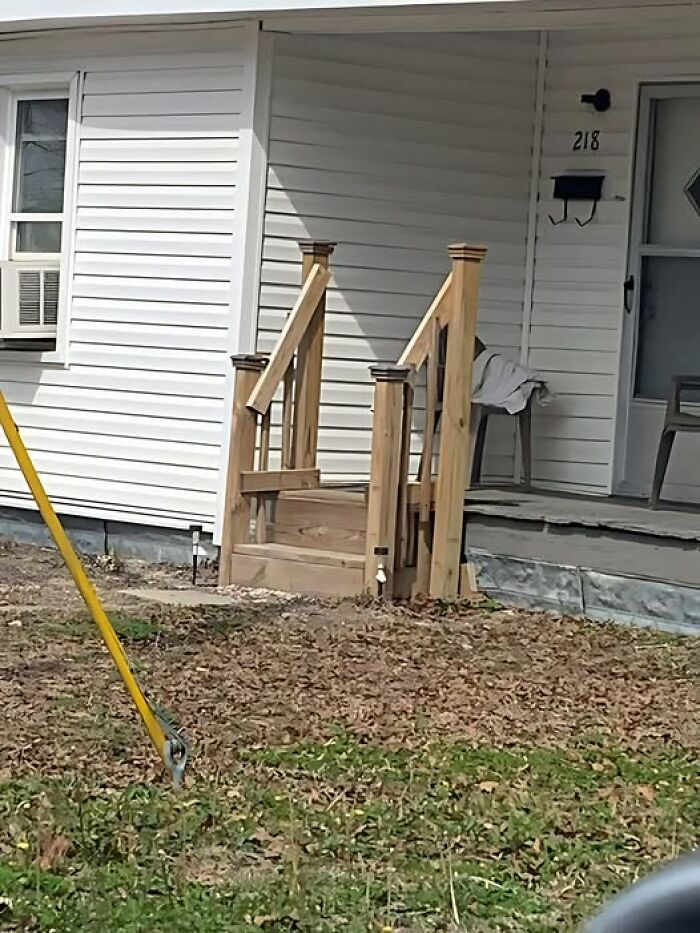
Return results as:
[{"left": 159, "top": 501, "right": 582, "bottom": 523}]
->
[{"left": 585, "top": 847, "right": 700, "bottom": 932}]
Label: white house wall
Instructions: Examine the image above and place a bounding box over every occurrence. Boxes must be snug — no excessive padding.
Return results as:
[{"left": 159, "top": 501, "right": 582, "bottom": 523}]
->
[
  {"left": 258, "top": 31, "right": 538, "bottom": 480},
  {"left": 529, "top": 23, "right": 700, "bottom": 496},
  {"left": 0, "top": 23, "right": 259, "bottom": 530}
]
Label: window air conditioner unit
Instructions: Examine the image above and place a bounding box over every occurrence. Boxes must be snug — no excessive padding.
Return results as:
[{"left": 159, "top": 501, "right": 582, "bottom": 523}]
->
[{"left": 0, "top": 261, "right": 60, "bottom": 338}]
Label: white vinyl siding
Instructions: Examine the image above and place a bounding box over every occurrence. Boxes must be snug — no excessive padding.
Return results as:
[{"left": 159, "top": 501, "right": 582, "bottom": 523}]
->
[
  {"left": 527, "top": 23, "right": 700, "bottom": 495},
  {"left": 0, "top": 25, "right": 256, "bottom": 529},
  {"left": 258, "top": 32, "right": 538, "bottom": 481}
]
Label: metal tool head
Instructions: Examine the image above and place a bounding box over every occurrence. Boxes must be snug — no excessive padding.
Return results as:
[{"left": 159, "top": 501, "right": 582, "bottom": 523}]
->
[{"left": 163, "top": 735, "right": 189, "bottom": 789}]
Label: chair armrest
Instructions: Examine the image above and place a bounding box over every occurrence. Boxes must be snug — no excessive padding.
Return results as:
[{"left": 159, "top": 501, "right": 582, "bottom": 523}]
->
[
  {"left": 668, "top": 375, "right": 700, "bottom": 417},
  {"left": 673, "top": 375, "right": 700, "bottom": 389}
]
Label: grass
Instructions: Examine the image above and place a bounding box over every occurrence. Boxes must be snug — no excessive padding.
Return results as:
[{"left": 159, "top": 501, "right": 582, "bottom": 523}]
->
[
  {"left": 43, "top": 613, "right": 164, "bottom": 644},
  {"left": 44, "top": 609, "right": 257, "bottom": 646},
  {"left": 2, "top": 549, "right": 698, "bottom": 933},
  {"left": 0, "top": 735, "right": 696, "bottom": 932}
]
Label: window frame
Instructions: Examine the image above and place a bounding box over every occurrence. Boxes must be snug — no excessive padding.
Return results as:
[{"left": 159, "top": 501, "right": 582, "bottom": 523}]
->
[
  {"left": 10, "top": 89, "right": 70, "bottom": 263},
  {"left": 0, "top": 71, "right": 80, "bottom": 360}
]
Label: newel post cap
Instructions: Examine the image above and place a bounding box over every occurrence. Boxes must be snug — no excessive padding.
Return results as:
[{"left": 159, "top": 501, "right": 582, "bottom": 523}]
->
[
  {"left": 369, "top": 364, "right": 412, "bottom": 383},
  {"left": 298, "top": 240, "right": 337, "bottom": 258},
  {"left": 230, "top": 353, "right": 268, "bottom": 372},
  {"left": 448, "top": 243, "right": 488, "bottom": 262}
]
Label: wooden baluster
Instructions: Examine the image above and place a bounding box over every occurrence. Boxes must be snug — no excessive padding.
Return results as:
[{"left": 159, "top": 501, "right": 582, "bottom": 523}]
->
[
  {"left": 364, "top": 365, "right": 410, "bottom": 599},
  {"left": 218, "top": 354, "right": 267, "bottom": 586},
  {"left": 293, "top": 240, "right": 335, "bottom": 469},
  {"left": 395, "top": 376, "right": 414, "bottom": 583},
  {"left": 413, "top": 317, "right": 441, "bottom": 596},
  {"left": 281, "top": 362, "right": 294, "bottom": 469},
  {"left": 256, "top": 407, "right": 271, "bottom": 544},
  {"left": 430, "top": 244, "right": 487, "bottom": 599},
  {"left": 258, "top": 408, "right": 271, "bottom": 471}
]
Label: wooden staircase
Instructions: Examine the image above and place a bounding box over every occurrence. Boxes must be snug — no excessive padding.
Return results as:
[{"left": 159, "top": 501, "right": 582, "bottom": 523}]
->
[
  {"left": 218, "top": 240, "right": 487, "bottom": 600},
  {"left": 229, "top": 487, "right": 367, "bottom": 597}
]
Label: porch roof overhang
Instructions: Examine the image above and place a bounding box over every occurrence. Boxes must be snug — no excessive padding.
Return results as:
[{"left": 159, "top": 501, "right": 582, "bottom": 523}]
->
[{"left": 2, "top": 0, "right": 700, "bottom": 35}]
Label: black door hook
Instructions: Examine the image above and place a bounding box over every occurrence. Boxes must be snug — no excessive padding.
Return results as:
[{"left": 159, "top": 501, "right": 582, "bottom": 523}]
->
[
  {"left": 575, "top": 200, "right": 599, "bottom": 226},
  {"left": 549, "top": 199, "right": 569, "bottom": 225}
]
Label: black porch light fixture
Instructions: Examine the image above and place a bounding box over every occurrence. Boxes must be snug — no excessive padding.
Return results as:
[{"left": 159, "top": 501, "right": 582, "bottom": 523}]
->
[{"left": 581, "top": 88, "right": 611, "bottom": 112}]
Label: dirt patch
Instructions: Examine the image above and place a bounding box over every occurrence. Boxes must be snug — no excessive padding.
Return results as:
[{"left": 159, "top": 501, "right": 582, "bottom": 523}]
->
[{"left": 0, "top": 540, "right": 697, "bottom": 786}]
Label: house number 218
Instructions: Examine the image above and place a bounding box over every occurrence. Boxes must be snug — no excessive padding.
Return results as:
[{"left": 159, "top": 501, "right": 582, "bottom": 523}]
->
[{"left": 573, "top": 130, "right": 601, "bottom": 152}]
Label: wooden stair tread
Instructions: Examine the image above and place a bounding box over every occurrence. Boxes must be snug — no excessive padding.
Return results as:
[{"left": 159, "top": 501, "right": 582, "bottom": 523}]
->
[{"left": 233, "top": 542, "right": 364, "bottom": 569}]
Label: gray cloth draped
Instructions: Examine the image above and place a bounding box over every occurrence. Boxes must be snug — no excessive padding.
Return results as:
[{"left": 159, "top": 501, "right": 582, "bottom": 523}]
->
[{"left": 471, "top": 350, "right": 552, "bottom": 414}]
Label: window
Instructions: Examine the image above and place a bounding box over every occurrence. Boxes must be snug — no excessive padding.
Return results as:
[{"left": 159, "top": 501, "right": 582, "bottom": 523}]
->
[
  {"left": 12, "top": 98, "right": 68, "bottom": 259},
  {"left": 0, "top": 78, "right": 77, "bottom": 348}
]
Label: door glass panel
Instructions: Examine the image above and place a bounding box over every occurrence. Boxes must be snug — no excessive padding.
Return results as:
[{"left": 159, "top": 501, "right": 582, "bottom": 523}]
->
[{"left": 635, "top": 255, "right": 700, "bottom": 400}]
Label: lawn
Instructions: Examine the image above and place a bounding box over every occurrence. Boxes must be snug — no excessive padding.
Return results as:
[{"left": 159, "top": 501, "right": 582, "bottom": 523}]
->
[{"left": 0, "top": 541, "right": 698, "bottom": 931}]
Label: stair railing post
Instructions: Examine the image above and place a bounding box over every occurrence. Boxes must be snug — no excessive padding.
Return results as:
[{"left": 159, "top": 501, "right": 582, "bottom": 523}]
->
[
  {"left": 364, "top": 365, "right": 411, "bottom": 599},
  {"left": 292, "top": 239, "right": 336, "bottom": 469},
  {"left": 429, "top": 244, "right": 487, "bottom": 599},
  {"left": 218, "top": 354, "right": 267, "bottom": 587}
]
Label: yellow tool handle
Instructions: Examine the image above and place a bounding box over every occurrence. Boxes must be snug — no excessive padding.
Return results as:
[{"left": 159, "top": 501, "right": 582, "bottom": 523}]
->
[{"left": 0, "top": 392, "right": 173, "bottom": 773}]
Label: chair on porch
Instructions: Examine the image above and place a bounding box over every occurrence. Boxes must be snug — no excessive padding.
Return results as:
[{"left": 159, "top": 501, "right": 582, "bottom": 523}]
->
[
  {"left": 435, "top": 331, "right": 535, "bottom": 490},
  {"left": 649, "top": 374, "right": 700, "bottom": 508},
  {"left": 471, "top": 398, "right": 533, "bottom": 490}
]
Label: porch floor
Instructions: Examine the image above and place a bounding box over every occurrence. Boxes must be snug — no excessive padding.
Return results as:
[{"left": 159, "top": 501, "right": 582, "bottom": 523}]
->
[
  {"left": 465, "top": 486, "right": 700, "bottom": 543},
  {"left": 317, "top": 481, "right": 700, "bottom": 541},
  {"left": 463, "top": 486, "right": 700, "bottom": 635}
]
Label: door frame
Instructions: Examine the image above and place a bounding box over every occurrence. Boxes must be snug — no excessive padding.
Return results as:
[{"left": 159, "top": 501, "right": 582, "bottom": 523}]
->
[{"left": 613, "top": 81, "right": 700, "bottom": 496}]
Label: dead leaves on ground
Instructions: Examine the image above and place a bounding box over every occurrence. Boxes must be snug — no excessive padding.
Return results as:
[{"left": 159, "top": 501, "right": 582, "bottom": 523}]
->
[{"left": 0, "top": 542, "right": 698, "bottom": 784}]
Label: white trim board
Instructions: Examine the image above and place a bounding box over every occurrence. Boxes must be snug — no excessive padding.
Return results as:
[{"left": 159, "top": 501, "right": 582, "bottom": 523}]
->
[
  {"left": 213, "top": 24, "right": 273, "bottom": 544},
  {"left": 0, "top": 0, "right": 545, "bottom": 28},
  {"left": 4, "top": 0, "right": 700, "bottom": 36},
  {"left": 265, "top": 1, "right": 700, "bottom": 34}
]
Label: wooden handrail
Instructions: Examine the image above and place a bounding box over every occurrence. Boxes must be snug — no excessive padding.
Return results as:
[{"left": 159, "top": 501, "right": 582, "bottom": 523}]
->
[
  {"left": 293, "top": 241, "right": 335, "bottom": 470},
  {"left": 368, "top": 243, "right": 486, "bottom": 601},
  {"left": 397, "top": 272, "right": 452, "bottom": 369},
  {"left": 247, "top": 262, "right": 331, "bottom": 416}
]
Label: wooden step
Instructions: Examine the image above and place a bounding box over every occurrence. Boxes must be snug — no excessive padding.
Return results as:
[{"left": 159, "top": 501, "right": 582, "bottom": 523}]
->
[
  {"left": 229, "top": 542, "right": 365, "bottom": 598},
  {"left": 268, "top": 489, "right": 367, "bottom": 555}
]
